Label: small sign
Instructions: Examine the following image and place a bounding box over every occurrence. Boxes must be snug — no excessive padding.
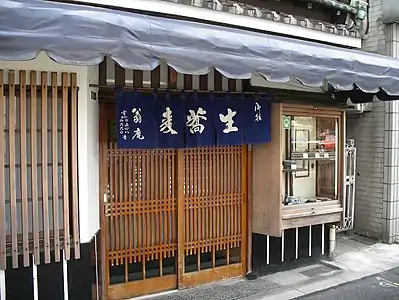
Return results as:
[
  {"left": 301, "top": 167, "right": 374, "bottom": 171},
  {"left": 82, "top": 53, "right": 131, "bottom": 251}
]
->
[
  {"left": 283, "top": 116, "right": 291, "bottom": 129},
  {"left": 324, "top": 153, "right": 329, "bottom": 158},
  {"left": 302, "top": 153, "right": 309, "bottom": 159},
  {"left": 315, "top": 153, "right": 320, "bottom": 158}
]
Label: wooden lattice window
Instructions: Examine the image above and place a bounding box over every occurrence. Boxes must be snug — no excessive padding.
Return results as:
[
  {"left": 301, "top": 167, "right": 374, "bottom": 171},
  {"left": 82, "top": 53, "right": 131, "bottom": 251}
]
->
[{"left": 0, "top": 70, "right": 80, "bottom": 269}]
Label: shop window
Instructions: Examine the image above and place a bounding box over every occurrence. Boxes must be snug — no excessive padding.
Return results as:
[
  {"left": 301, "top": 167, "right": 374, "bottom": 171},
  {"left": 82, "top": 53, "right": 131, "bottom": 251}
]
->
[{"left": 282, "top": 115, "right": 338, "bottom": 205}]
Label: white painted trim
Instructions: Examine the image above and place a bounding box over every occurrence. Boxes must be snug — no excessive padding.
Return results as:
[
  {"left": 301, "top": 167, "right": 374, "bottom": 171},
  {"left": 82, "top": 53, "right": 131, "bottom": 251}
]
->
[
  {"left": 266, "top": 235, "right": 270, "bottom": 265},
  {"left": 295, "top": 227, "right": 299, "bottom": 260},
  {"left": 321, "top": 223, "right": 325, "bottom": 255},
  {"left": 0, "top": 270, "right": 5, "bottom": 300},
  {"left": 63, "top": 250, "right": 69, "bottom": 300},
  {"left": 309, "top": 226, "right": 312, "bottom": 257},
  {"left": 281, "top": 231, "right": 285, "bottom": 263},
  {"left": 32, "top": 257, "right": 38, "bottom": 300},
  {"left": 69, "top": 0, "right": 362, "bottom": 48}
]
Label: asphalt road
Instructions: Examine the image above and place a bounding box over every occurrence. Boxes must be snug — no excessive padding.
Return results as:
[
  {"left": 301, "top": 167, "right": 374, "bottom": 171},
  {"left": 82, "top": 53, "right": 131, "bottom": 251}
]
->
[{"left": 296, "top": 267, "right": 399, "bottom": 300}]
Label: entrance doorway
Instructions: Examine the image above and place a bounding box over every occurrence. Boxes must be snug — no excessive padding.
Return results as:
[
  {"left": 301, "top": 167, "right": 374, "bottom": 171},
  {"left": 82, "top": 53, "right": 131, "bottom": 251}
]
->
[{"left": 99, "top": 102, "right": 248, "bottom": 300}]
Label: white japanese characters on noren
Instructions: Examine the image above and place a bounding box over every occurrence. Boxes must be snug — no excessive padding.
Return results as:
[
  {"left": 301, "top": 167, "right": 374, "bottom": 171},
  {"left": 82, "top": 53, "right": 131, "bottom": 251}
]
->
[
  {"left": 131, "top": 107, "right": 145, "bottom": 140},
  {"left": 118, "top": 110, "right": 130, "bottom": 140},
  {"left": 160, "top": 106, "right": 178, "bottom": 135},
  {"left": 219, "top": 108, "right": 238, "bottom": 133},
  {"left": 254, "top": 101, "right": 262, "bottom": 122},
  {"left": 186, "top": 107, "right": 207, "bottom": 134},
  {"left": 132, "top": 107, "right": 142, "bottom": 124},
  {"left": 132, "top": 128, "right": 145, "bottom": 140}
]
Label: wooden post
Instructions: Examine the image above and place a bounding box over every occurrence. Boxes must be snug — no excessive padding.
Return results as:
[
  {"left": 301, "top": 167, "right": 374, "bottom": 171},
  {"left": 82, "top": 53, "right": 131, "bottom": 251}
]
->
[
  {"left": 241, "top": 145, "right": 248, "bottom": 274},
  {"left": 0, "top": 70, "right": 5, "bottom": 270},
  {"left": 246, "top": 145, "right": 253, "bottom": 274},
  {"left": 8, "top": 70, "right": 18, "bottom": 268}
]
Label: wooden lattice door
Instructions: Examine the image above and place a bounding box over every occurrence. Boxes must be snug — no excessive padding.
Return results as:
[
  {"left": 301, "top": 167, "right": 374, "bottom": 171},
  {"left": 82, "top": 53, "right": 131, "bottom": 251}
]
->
[{"left": 100, "top": 103, "right": 247, "bottom": 300}]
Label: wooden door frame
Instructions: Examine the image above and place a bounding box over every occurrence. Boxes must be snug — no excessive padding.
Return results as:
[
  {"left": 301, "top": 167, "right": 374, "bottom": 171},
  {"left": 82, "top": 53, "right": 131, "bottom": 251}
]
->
[
  {"left": 98, "top": 102, "right": 249, "bottom": 299},
  {"left": 99, "top": 101, "right": 111, "bottom": 300}
]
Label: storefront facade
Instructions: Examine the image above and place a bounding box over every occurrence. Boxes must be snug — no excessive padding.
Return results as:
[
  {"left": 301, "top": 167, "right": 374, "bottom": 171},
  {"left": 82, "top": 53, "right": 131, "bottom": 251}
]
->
[
  {"left": 1, "top": 0, "right": 399, "bottom": 300},
  {"left": 97, "top": 58, "right": 347, "bottom": 299}
]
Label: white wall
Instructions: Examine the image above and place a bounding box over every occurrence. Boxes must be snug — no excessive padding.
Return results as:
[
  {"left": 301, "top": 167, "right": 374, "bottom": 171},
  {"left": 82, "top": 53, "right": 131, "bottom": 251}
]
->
[{"left": 0, "top": 52, "right": 100, "bottom": 244}]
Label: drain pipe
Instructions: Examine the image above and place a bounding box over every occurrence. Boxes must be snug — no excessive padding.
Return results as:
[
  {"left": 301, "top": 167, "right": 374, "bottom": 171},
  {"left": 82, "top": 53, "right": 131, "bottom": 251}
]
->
[{"left": 329, "top": 225, "right": 336, "bottom": 260}]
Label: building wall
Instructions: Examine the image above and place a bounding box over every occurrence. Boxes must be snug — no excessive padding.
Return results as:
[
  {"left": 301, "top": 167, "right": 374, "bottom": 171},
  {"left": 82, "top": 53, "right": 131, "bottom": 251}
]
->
[
  {"left": 0, "top": 52, "right": 100, "bottom": 299},
  {"left": 0, "top": 52, "right": 100, "bottom": 241},
  {"left": 348, "top": 0, "right": 399, "bottom": 243},
  {"left": 347, "top": 0, "right": 385, "bottom": 240}
]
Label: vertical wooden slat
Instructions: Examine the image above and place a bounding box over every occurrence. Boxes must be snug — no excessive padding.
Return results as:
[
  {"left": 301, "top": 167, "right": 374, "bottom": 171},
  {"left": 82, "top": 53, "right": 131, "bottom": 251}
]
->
[
  {"left": 170, "top": 152, "right": 175, "bottom": 257},
  {"left": 189, "top": 151, "right": 194, "bottom": 256},
  {"left": 70, "top": 73, "right": 80, "bottom": 259},
  {"left": 133, "top": 70, "right": 143, "bottom": 88},
  {"left": 168, "top": 67, "right": 177, "bottom": 89},
  {"left": 115, "top": 63, "right": 125, "bottom": 87},
  {"left": 41, "top": 72, "right": 51, "bottom": 264},
  {"left": 61, "top": 73, "right": 71, "bottom": 260},
  {"left": 8, "top": 71, "right": 18, "bottom": 268},
  {"left": 51, "top": 73, "right": 61, "bottom": 262},
  {"left": 201, "top": 149, "right": 205, "bottom": 254},
  {"left": 214, "top": 71, "right": 223, "bottom": 92},
  {"left": 226, "top": 149, "right": 230, "bottom": 251},
  {"left": 141, "top": 153, "right": 147, "bottom": 273},
  {"left": 211, "top": 149, "right": 216, "bottom": 267},
  {"left": 99, "top": 104, "right": 109, "bottom": 297},
  {"left": 184, "top": 152, "right": 189, "bottom": 257},
  {"left": 19, "top": 71, "right": 30, "bottom": 267},
  {"left": 117, "top": 148, "right": 122, "bottom": 266},
  {"left": 124, "top": 150, "right": 129, "bottom": 281},
  {"left": 228, "top": 79, "right": 237, "bottom": 92},
  {"left": 199, "top": 75, "right": 208, "bottom": 91},
  {"left": 98, "top": 59, "right": 107, "bottom": 86},
  {"left": 216, "top": 150, "right": 221, "bottom": 252},
  {"left": 177, "top": 149, "right": 185, "bottom": 288},
  {"left": 110, "top": 143, "right": 116, "bottom": 266},
  {"left": 222, "top": 150, "right": 226, "bottom": 249},
  {"left": 0, "top": 70, "right": 5, "bottom": 270},
  {"left": 163, "top": 154, "right": 168, "bottom": 260},
  {"left": 196, "top": 150, "right": 201, "bottom": 269},
  {"left": 135, "top": 152, "right": 141, "bottom": 264},
  {"left": 154, "top": 153, "right": 158, "bottom": 261},
  {"left": 150, "top": 153, "right": 155, "bottom": 260},
  {"left": 184, "top": 75, "right": 192, "bottom": 90},
  {"left": 144, "top": 153, "right": 149, "bottom": 262},
  {"left": 131, "top": 153, "right": 136, "bottom": 263},
  {"left": 241, "top": 146, "right": 248, "bottom": 271},
  {"left": 128, "top": 150, "right": 133, "bottom": 264},
  {"left": 31, "top": 71, "right": 40, "bottom": 264}
]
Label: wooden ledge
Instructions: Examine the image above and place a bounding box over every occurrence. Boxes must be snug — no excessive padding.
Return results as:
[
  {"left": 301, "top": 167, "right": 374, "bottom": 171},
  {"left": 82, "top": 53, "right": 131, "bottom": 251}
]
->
[{"left": 281, "top": 201, "right": 342, "bottom": 229}]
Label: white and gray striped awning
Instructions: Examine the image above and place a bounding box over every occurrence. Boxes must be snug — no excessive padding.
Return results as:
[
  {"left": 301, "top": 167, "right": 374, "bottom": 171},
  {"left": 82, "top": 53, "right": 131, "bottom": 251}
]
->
[{"left": 1, "top": 0, "right": 399, "bottom": 95}]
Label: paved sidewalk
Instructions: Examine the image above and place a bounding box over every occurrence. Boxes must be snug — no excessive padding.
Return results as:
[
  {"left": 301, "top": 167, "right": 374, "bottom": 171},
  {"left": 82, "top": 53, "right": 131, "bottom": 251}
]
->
[
  {"left": 247, "top": 234, "right": 399, "bottom": 300},
  {"left": 134, "top": 234, "right": 399, "bottom": 300}
]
